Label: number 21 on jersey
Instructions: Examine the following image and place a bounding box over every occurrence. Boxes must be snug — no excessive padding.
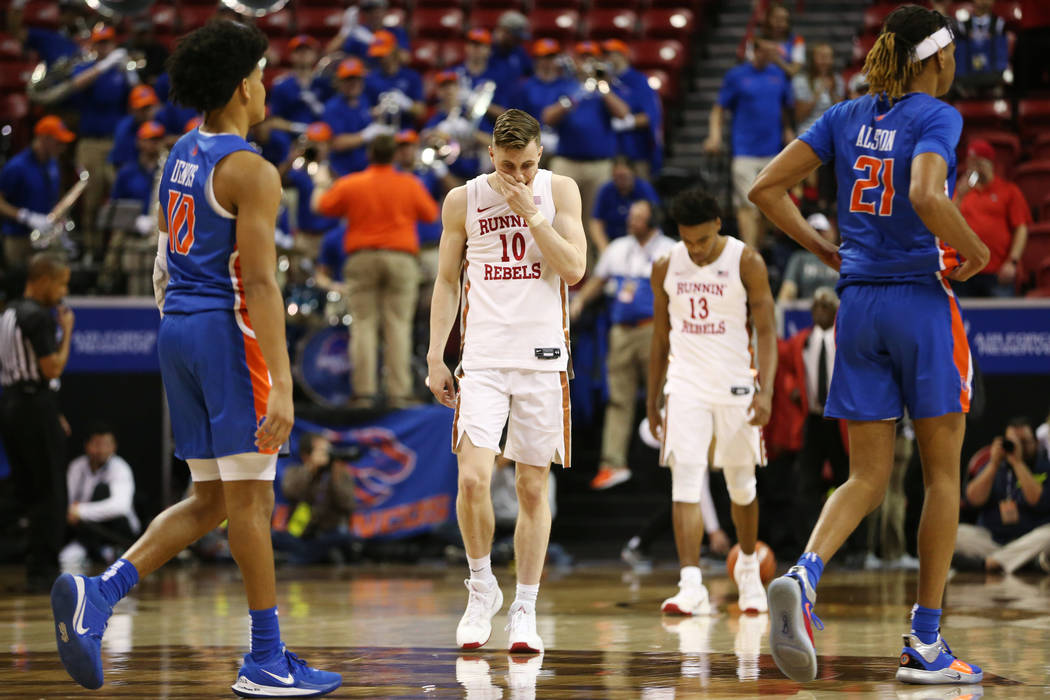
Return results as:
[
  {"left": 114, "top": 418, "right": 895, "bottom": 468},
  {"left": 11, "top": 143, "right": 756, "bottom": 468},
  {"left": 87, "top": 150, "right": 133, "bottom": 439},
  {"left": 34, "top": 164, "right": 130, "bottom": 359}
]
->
[
  {"left": 166, "top": 191, "right": 196, "bottom": 255},
  {"left": 849, "top": 156, "right": 894, "bottom": 216}
]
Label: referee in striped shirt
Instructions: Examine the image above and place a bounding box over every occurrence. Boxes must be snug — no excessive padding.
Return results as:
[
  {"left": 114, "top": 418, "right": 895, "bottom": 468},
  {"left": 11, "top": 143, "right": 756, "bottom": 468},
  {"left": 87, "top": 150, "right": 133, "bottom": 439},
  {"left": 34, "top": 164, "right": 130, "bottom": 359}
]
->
[{"left": 0, "top": 254, "right": 73, "bottom": 592}]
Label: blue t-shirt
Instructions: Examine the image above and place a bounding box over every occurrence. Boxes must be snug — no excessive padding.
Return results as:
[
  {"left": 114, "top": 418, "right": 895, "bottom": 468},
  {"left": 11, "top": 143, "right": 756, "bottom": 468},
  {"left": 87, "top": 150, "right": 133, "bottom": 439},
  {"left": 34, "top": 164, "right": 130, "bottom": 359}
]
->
[
  {"left": 268, "top": 74, "right": 332, "bottom": 125},
  {"left": 323, "top": 95, "right": 372, "bottom": 176},
  {"left": 109, "top": 115, "right": 145, "bottom": 168},
  {"left": 489, "top": 45, "right": 532, "bottom": 92},
  {"left": 615, "top": 68, "right": 664, "bottom": 173},
  {"left": 957, "top": 15, "right": 1009, "bottom": 76},
  {"left": 71, "top": 62, "right": 132, "bottom": 138},
  {"left": 411, "top": 167, "right": 443, "bottom": 246},
  {"left": 592, "top": 178, "right": 659, "bottom": 242},
  {"left": 111, "top": 160, "right": 156, "bottom": 214},
  {"left": 511, "top": 75, "right": 575, "bottom": 122},
  {"left": 0, "top": 148, "right": 60, "bottom": 238},
  {"left": 800, "top": 93, "right": 963, "bottom": 286},
  {"left": 26, "top": 27, "right": 78, "bottom": 67},
  {"left": 158, "top": 129, "right": 258, "bottom": 314},
  {"left": 556, "top": 88, "right": 619, "bottom": 160},
  {"left": 976, "top": 450, "right": 1050, "bottom": 544},
  {"left": 284, "top": 167, "right": 339, "bottom": 234},
  {"left": 254, "top": 129, "right": 292, "bottom": 167},
  {"left": 317, "top": 225, "right": 347, "bottom": 280},
  {"left": 452, "top": 63, "right": 513, "bottom": 129},
  {"left": 718, "top": 62, "right": 793, "bottom": 157},
  {"left": 365, "top": 66, "right": 423, "bottom": 105}
]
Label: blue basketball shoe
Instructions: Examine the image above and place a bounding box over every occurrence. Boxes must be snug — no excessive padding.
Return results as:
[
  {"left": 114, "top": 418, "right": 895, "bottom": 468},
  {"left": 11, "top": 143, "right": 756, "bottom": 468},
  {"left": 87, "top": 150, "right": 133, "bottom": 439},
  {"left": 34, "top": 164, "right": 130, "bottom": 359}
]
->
[
  {"left": 231, "top": 645, "right": 342, "bottom": 698},
  {"left": 896, "top": 633, "right": 983, "bottom": 684},
  {"left": 767, "top": 565, "right": 823, "bottom": 682},
  {"left": 50, "top": 573, "right": 112, "bottom": 689}
]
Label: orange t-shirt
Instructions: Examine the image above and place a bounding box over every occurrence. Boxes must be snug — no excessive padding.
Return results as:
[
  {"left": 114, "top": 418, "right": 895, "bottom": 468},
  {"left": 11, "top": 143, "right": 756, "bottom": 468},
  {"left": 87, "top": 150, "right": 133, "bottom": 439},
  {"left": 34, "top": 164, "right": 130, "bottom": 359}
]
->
[
  {"left": 957, "top": 177, "right": 1031, "bottom": 274},
  {"left": 316, "top": 164, "right": 439, "bottom": 256}
]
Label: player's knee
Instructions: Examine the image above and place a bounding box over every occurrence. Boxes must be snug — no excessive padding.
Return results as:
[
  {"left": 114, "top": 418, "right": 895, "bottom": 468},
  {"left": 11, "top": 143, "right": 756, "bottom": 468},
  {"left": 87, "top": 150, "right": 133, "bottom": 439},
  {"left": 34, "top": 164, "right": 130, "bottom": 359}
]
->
[
  {"left": 724, "top": 466, "right": 756, "bottom": 506},
  {"left": 457, "top": 468, "right": 490, "bottom": 500},
  {"left": 514, "top": 468, "right": 548, "bottom": 512},
  {"left": 671, "top": 464, "right": 703, "bottom": 504}
]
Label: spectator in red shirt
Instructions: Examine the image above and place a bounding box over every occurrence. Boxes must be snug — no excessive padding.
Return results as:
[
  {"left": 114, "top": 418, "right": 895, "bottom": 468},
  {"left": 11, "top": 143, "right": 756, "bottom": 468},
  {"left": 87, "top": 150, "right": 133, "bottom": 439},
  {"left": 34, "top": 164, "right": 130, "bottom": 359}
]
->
[{"left": 953, "top": 138, "right": 1030, "bottom": 297}]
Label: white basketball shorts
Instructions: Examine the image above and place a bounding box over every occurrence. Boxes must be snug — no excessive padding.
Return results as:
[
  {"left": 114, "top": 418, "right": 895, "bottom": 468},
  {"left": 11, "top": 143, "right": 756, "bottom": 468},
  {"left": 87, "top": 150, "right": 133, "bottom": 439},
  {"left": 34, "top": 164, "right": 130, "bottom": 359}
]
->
[
  {"left": 453, "top": 368, "right": 571, "bottom": 468},
  {"left": 660, "top": 393, "right": 767, "bottom": 469}
]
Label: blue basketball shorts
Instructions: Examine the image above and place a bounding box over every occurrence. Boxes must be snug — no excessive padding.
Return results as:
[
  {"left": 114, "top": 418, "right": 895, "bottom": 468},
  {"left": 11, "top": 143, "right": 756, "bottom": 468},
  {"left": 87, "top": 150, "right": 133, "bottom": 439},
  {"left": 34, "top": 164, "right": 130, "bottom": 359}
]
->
[
  {"left": 158, "top": 310, "right": 273, "bottom": 460},
  {"left": 825, "top": 279, "right": 972, "bottom": 422}
]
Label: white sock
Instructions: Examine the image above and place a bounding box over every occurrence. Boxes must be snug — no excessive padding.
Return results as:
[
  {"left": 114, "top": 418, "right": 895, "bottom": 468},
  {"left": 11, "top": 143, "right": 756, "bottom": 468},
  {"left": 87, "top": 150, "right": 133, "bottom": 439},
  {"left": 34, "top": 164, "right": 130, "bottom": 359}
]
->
[
  {"left": 467, "top": 554, "right": 495, "bottom": 583},
  {"left": 514, "top": 582, "right": 539, "bottom": 610},
  {"left": 737, "top": 551, "right": 758, "bottom": 567},
  {"left": 680, "top": 566, "right": 702, "bottom": 589}
]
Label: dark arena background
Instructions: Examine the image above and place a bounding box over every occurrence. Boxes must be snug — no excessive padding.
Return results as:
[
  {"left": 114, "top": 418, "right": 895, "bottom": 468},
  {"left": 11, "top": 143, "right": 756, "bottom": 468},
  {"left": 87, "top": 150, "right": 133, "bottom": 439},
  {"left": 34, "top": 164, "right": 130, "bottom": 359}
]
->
[{"left": 1, "top": 0, "right": 1049, "bottom": 697}]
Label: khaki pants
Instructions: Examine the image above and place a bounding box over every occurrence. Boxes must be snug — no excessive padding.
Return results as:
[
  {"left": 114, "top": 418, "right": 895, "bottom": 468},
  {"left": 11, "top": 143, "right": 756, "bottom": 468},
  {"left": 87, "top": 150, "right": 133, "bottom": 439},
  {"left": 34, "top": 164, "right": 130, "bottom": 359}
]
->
[
  {"left": 3, "top": 236, "right": 33, "bottom": 268},
  {"left": 417, "top": 244, "right": 440, "bottom": 316},
  {"left": 955, "top": 522, "right": 1050, "bottom": 575},
  {"left": 867, "top": 429, "right": 912, "bottom": 561},
  {"left": 600, "top": 322, "right": 653, "bottom": 468},
  {"left": 75, "top": 137, "right": 115, "bottom": 259},
  {"left": 549, "top": 156, "right": 612, "bottom": 265},
  {"left": 100, "top": 230, "right": 155, "bottom": 296},
  {"left": 343, "top": 249, "right": 420, "bottom": 401}
]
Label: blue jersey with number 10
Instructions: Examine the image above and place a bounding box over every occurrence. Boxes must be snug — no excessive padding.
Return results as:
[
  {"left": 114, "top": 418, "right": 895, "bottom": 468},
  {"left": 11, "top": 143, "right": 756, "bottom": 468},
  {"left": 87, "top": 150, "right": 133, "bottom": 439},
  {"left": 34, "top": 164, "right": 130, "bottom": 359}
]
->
[
  {"left": 158, "top": 128, "right": 257, "bottom": 315},
  {"left": 799, "top": 92, "right": 963, "bottom": 287}
]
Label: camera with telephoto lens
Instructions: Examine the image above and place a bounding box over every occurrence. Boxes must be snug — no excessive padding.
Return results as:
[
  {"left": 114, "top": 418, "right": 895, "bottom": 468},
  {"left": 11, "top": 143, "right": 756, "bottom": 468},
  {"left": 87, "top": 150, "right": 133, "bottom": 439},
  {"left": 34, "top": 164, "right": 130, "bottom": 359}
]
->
[{"left": 1003, "top": 439, "right": 1016, "bottom": 454}]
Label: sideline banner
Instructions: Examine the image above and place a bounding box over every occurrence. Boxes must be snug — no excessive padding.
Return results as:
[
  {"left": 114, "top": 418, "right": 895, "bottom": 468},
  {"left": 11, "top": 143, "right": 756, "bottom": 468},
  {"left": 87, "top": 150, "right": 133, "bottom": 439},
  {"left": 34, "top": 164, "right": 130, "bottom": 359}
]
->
[
  {"left": 282, "top": 405, "right": 458, "bottom": 540},
  {"left": 783, "top": 299, "right": 1050, "bottom": 375},
  {"left": 65, "top": 297, "right": 160, "bottom": 373}
]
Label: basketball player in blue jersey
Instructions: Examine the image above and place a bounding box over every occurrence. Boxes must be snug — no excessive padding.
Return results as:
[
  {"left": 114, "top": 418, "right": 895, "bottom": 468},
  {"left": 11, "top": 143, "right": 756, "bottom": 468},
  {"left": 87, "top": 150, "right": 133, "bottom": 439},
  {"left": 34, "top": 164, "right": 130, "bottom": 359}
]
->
[
  {"left": 49, "top": 20, "right": 341, "bottom": 698},
  {"left": 749, "top": 5, "right": 990, "bottom": 686}
]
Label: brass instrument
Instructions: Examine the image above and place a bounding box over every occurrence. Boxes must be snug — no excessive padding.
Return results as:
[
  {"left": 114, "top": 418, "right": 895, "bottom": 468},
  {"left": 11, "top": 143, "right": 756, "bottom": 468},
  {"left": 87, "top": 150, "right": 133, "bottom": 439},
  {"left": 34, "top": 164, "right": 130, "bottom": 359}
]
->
[
  {"left": 418, "top": 79, "right": 496, "bottom": 171},
  {"left": 30, "top": 169, "right": 88, "bottom": 253}
]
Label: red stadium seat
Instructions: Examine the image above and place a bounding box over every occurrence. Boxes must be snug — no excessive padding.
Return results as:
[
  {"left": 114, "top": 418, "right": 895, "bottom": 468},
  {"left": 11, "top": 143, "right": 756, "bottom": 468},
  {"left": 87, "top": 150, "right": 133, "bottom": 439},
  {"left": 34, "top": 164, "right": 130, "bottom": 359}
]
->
[
  {"left": 438, "top": 41, "right": 466, "bottom": 67},
  {"left": 468, "top": 8, "right": 505, "bottom": 32},
  {"left": 411, "top": 39, "right": 441, "bottom": 71},
  {"left": 863, "top": 3, "right": 895, "bottom": 34},
  {"left": 591, "top": 0, "right": 640, "bottom": 8},
  {"left": 633, "top": 39, "right": 686, "bottom": 71},
  {"left": 258, "top": 8, "right": 293, "bottom": 37},
  {"left": 0, "top": 61, "right": 32, "bottom": 92},
  {"left": 180, "top": 5, "right": 216, "bottom": 31},
  {"left": 643, "top": 68, "right": 678, "bottom": 102},
  {"left": 151, "top": 4, "right": 178, "bottom": 33},
  {"left": 994, "top": 0, "right": 1023, "bottom": 28},
  {"left": 534, "top": 0, "right": 582, "bottom": 8},
  {"left": 295, "top": 8, "right": 345, "bottom": 39},
  {"left": 1018, "top": 98, "right": 1050, "bottom": 140},
  {"left": 1013, "top": 160, "right": 1050, "bottom": 220},
  {"left": 585, "top": 9, "right": 639, "bottom": 39},
  {"left": 411, "top": 7, "right": 465, "bottom": 40},
  {"left": 382, "top": 8, "right": 408, "bottom": 34},
  {"left": 640, "top": 8, "right": 694, "bottom": 39},
  {"left": 1025, "top": 257, "right": 1050, "bottom": 297},
  {"left": 0, "top": 32, "right": 23, "bottom": 60},
  {"left": 1041, "top": 194, "right": 1050, "bottom": 222},
  {"left": 1033, "top": 134, "right": 1050, "bottom": 163},
  {"left": 852, "top": 34, "right": 877, "bottom": 65},
  {"left": 955, "top": 99, "right": 1012, "bottom": 130},
  {"left": 22, "top": 2, "right": 59, "bottom": 30},
  {"left": 262, "top": 66, "right": 281, "bottom": 91},
  {"left": 530, "top": 9, "right": 581, "bottom": 42},
  {"left": 0, "top": 92, "right": 28, "bottom": 122},
  {"left": 474, "top": 0, "right": 526, "bottom": 8},
  {"left": 296, "top": 0, "right": 344, "bottom": 6},
  {"left": 1019, "top": 222, "right": 1050, "bottom": 289}
]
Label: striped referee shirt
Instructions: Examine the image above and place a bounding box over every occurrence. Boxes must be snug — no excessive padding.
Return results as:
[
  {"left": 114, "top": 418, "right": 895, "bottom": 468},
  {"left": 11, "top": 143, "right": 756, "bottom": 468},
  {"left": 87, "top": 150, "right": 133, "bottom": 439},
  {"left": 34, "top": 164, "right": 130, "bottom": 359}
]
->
[{"left": 0, "top": 298, "right": 57, "bottom": 389}]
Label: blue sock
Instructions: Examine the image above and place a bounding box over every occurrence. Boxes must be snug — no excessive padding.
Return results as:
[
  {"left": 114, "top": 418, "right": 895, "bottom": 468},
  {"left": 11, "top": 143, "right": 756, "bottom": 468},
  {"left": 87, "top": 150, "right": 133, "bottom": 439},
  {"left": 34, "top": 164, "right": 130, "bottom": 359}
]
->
[
  {"left": 96, "top": 559, "right": 139, "bottom": 607},
  {"left": 249, "top": 606, "right": 282, "bottom": 663},
  {"left": 794, "top": 552, "right": 825, "bottom": 592},
  {"left": 911, "top": 604, "right": 941, "bottom": 645}
]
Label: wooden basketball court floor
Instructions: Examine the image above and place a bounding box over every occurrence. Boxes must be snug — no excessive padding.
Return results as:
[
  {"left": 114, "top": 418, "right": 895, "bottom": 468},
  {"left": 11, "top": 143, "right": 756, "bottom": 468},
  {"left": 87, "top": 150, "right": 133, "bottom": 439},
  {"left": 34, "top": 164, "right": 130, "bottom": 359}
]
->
[{"left": 2, "top": 563, "right": 1048, "bottom": 699}]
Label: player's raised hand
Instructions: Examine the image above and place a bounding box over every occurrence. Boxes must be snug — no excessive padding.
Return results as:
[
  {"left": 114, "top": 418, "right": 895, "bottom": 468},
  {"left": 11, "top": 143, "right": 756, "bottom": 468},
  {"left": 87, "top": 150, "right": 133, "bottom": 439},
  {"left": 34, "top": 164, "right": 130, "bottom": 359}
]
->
[
  {"left": 427, "top": 361, "right": 457, "bottom": 409},
  {"left": 256, "top": 383, "right": 294, "bottom": 451},
  {"left": 494, "top": 170, "right": 537, "bottom": 220},
  {"left": 748, "top": 392, "right": 772, "bottom": 427}
]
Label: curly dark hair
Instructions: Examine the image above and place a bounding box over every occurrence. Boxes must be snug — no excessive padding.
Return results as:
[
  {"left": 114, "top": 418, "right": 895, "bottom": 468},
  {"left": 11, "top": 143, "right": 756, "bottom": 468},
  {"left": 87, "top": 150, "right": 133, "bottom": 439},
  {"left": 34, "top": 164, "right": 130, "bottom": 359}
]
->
[
  {"left": 669, "top": 188, "right": 722, "bottom": 227},
  {"left": 166, "top": 19, "right": 269, "bottom": 113}
]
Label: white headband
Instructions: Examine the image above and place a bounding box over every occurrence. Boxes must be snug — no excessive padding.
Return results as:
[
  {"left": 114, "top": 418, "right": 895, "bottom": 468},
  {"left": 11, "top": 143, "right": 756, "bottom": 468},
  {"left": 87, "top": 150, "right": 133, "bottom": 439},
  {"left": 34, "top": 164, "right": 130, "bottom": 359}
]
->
[{"left": 912, "top": 26, "right": 953, "bottom": 62}]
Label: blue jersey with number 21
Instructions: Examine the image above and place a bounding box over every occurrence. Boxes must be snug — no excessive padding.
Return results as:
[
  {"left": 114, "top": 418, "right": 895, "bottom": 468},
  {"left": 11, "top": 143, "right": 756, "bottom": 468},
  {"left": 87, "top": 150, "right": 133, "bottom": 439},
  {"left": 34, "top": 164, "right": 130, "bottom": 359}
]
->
[
  {"left": 799, "top": 92, "right": 963, "bottom": 287},
  {"left": 158, "top": 128, "right": 257, "bottom": 315}
]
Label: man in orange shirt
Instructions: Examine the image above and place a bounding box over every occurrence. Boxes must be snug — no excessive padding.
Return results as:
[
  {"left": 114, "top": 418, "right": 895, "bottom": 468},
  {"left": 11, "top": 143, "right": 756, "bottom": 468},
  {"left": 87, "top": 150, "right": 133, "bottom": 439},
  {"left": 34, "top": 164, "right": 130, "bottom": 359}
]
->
[
  {"left": 954, "top": 138, "right": 1030, "bottom": 297},
  {"left": 313, "top": 134, "right": 439, "bottom": 408}
]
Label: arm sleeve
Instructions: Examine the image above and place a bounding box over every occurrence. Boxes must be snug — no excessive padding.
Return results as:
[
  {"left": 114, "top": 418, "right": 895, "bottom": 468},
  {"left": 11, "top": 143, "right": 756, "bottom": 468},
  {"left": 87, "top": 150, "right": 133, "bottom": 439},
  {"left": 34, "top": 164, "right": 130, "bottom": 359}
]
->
[
  {"left": 0, "top": 161, "right": 23, "bottom": 204},
  {"left": 913, "top": 103, "right": 963, "bottom": 163},
  {"left": 75, "top": 459, "right": 136, "bottom": 523},
  {"left": 316, "top": 179, "right": 348, "bottom": 218},
  {"left": 798, "top": 102, "right": 840, "bottom": 163},
  {"left": 23, "top": 310, "right": 58, "bottom": 358}
]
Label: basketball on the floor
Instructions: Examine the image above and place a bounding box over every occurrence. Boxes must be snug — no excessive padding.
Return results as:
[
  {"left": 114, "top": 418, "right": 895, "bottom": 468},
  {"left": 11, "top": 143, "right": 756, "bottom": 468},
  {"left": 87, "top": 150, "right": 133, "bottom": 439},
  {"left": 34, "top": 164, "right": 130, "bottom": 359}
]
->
[{"left": 726, "top": 541, "right": 776, "bottom": 584}]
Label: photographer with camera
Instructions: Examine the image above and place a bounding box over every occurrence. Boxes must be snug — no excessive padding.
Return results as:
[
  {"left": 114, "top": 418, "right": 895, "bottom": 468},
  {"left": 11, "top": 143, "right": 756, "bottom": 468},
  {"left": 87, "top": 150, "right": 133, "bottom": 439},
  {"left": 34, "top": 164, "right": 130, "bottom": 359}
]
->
[
  {"left": 274, "top": 434, "right": 358, "bottom": 565},
  {"left": 955, "top": 417, "right": 1050, "bottom": 574}
]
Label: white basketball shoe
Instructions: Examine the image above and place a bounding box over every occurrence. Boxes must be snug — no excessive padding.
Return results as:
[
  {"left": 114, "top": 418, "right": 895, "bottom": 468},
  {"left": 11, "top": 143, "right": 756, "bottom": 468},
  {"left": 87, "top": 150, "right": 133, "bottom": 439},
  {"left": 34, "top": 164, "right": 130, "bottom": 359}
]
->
[
  {"left": 506, "top": 602, "right": 544, "bottom": 653},
  {"left": 661, "top": 584, "right": 711, "bottom": 616},
  {"left": 457, "top": 578, "right": 503, "bottom": 650},
  {"left": 734, "top": 553, "right": 768, "bottom": 613}
]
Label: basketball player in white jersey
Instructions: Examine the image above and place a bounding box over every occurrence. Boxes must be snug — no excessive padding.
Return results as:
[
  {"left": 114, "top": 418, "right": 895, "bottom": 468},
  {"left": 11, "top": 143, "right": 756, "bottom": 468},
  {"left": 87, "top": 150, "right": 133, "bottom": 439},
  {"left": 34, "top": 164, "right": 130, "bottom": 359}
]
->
[
  {"left": 427, "top": 109, "right": 586, "bottom": 653},
  {"left": 646, "top": 188, "right": 777, "bottom": 616}
]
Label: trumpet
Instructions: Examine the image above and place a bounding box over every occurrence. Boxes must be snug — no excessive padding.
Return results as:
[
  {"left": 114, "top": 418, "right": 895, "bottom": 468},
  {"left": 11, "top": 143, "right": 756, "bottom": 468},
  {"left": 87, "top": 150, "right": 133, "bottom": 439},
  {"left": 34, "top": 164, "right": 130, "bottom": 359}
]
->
[{"left": 31, "top": 169, "right": 89, "bottom": 254}]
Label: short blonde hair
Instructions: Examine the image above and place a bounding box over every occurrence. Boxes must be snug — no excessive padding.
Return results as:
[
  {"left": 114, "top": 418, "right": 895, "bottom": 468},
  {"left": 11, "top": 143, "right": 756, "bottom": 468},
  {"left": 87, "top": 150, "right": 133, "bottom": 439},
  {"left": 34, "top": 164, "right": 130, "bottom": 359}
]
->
[{"left": 492, "top": 109, "right": 541, "bottom": 149}]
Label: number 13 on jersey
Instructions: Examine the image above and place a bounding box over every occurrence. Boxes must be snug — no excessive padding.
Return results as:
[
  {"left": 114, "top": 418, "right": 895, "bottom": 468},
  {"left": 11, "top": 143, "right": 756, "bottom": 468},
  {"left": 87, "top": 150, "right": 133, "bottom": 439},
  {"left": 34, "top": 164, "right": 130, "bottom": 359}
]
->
[{"left": 849, "top": 156, "right": 895, "bottom": 216}]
